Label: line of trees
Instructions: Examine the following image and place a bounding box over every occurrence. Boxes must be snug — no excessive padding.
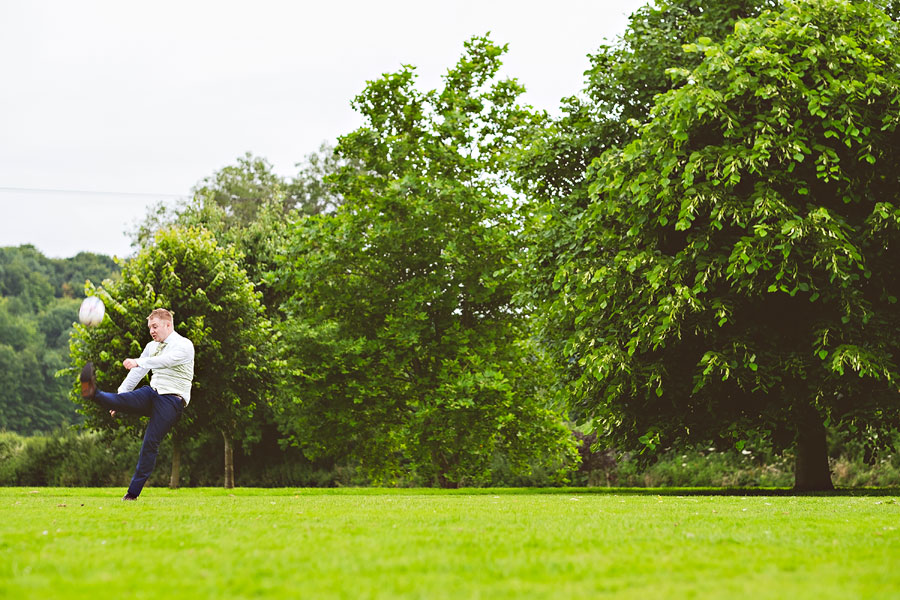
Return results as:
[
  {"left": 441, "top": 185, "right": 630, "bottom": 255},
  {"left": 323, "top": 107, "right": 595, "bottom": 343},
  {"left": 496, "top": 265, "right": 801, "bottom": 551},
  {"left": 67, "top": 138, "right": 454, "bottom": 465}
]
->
[
  {"left": 6, "top": 0, "right": 899, "bottom": 490},
  {"left": 0, "top": 246, "right": 118, "bottom": 433}
]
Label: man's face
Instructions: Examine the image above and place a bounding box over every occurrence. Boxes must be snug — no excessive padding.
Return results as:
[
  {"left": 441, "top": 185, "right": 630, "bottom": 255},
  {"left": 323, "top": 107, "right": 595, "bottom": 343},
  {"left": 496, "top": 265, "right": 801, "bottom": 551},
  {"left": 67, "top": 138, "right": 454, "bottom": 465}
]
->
[{"left": 148, "top": 318, "right": 173, "bottom": 342}]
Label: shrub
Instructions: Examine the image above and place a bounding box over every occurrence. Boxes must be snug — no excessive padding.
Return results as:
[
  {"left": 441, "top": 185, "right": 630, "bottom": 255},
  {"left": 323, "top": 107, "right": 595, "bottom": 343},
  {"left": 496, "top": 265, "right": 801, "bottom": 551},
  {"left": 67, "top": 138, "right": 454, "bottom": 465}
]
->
[{"left": 0, "top": 428, "right": 142, "bottom": 486}]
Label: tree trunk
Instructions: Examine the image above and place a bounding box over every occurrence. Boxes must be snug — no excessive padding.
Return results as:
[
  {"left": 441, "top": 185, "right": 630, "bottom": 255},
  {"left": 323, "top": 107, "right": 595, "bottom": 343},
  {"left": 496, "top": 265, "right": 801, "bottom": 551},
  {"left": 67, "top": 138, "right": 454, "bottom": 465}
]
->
[
  {"left": 169, "top": 438, "right": 181, "bottom": 489},
  {"left": 223, "top": 430, "right": 235, "bottom": 489},
  {"left": 437, "top": 472, "right": 459, "bottom": 489},
  {"left": 793, "top": 406, "right": 834, "bottom": 491}
]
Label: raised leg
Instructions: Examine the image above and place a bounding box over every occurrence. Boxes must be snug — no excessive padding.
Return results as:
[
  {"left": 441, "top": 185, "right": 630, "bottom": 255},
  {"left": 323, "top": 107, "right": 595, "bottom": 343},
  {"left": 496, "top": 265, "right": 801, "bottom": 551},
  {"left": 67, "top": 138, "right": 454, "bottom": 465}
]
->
[{"left": 93, "top": 386, "right": 156, "bottom": 417}]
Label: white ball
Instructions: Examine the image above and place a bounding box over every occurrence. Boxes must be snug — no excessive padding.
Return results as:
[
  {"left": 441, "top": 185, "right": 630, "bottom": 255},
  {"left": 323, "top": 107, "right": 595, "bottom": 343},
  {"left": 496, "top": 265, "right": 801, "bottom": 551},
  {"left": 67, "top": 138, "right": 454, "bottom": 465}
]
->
[{"left": 79, "top": 296, "right": 105, "bottom": 327}]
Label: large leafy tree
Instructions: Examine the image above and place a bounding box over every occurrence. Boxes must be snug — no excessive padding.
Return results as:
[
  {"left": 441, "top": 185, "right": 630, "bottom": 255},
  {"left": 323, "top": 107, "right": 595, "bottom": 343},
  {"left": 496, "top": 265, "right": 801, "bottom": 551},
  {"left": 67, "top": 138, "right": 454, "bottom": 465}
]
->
[
  {"left": 535, "top": 0, "right": 900, "bottom": 490},
  {"left": 274, "top": 36, "right": 576, "bottom": 486},
  {"left": 517, "top": 0, "right": 775, "bottom": 426},
  {"left": 69, "top": 226, "right": 270, "bottom": 488},
  {"left": 516, "top": 0, "right": 776, "bottom": 203}
]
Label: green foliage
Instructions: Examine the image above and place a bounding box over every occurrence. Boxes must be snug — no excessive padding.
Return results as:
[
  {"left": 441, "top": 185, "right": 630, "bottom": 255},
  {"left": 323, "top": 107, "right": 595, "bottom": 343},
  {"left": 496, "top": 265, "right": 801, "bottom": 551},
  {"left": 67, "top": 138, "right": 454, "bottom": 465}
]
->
[
  {"left": 284, "top": 141, "right": 359, "bottom": 217},
  {"left": 192, "top": 152, "right": 291, "bottom": 224},
  {"left": 0, "top": 428, "right": 364, "bottom": 488},
  {"left": 7, "top": 425, "right": 900, "bottom": 489},
  {"left": 530, "top": 0, "right": 900, "bottom": 481},
  {"left": 68, "top": 226, "right": 272, "bottom": 466},
  {"left": 0, "top": 246, "right": 54, "bottom": 312},
  {"left": 132, "top": 153, "right": 292, "bottom": 249},
  {"left": 130, "top": 151, "right": 351, "bottom": 312},
  {"left": 174, "top": 198, "right": 294, "bottom": 311},
  {"left": 0, "top": 245, "right": 118, "bottom": 306},
  {"left": 609, "top": 428, "right": 900, "bottom": 488},
  {"left": 0, "top": 306, "right": 76, "bottom": 433},
  {"left": 274, "top": 36, "right": 577, "bottom": 486},
  {"left": 517, "top": 0, "right": 775, "bottom": 423},
  {"left": 0, "top": 244, "right": 105, "bottom": 311},
  {"left": 614, "top": 447, "right": 795, "bottom": 487},
  {"left": 516, "top": 0, "right": 775, "bottom": 202},
  {"left": 0, "top": 246, "right": 118, "bottom": 433},
  {"left": 0, "top": 429, "right": 147, "bottom": 486}
]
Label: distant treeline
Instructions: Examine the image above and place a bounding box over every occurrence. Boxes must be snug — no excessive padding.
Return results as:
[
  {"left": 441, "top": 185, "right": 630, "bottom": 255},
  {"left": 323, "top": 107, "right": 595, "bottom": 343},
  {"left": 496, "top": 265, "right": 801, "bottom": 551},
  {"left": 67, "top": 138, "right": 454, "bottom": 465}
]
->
[{"left": 0, "top": 245, "right": 119, "bottom": 433}]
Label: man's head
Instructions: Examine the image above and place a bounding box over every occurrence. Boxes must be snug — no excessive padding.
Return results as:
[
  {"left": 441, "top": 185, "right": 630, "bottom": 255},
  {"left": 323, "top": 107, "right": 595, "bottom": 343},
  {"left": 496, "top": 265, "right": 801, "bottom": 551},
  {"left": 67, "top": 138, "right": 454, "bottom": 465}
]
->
[{"left": 147, "top": 308, "right": 174, "bottom": 342}]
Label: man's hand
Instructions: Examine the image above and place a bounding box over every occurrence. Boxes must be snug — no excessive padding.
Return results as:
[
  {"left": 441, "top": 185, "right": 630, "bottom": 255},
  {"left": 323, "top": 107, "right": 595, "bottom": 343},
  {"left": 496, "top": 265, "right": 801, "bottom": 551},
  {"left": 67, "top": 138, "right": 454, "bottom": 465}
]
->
[
  {"left": 123, "top": 358, "right": 139, "bottom": 370},
  {"left": 110, "top": 410, "right": 117, "bottom": 417}
]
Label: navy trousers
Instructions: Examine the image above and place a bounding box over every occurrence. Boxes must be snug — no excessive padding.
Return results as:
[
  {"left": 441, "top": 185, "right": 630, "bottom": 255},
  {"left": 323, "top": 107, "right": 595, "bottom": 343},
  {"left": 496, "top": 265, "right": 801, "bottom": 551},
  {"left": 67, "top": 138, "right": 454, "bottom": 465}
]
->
[{"left": 94, "top": 386, "right": 184, "bottom": 497}]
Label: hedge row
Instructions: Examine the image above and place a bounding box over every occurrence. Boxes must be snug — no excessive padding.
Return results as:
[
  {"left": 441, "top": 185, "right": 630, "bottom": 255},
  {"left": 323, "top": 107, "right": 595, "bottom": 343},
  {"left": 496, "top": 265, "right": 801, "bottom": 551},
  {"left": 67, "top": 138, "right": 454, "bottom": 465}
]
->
[{"left": 4, "top": 427, "right": 899, "bottom": 488}]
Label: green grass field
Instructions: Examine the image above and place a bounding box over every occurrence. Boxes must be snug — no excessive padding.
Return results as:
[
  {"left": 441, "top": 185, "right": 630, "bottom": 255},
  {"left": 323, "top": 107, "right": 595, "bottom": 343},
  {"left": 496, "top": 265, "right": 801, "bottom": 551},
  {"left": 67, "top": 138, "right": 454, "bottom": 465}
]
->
[{"left": 2, "top": 487, "right": 898, "bottom": 599}]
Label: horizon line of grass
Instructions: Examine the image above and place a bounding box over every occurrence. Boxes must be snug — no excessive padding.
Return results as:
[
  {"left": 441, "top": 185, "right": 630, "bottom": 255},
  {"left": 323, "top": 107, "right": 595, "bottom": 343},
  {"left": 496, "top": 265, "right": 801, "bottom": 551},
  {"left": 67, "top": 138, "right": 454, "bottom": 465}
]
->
[{"left": 4, "top": 485, "right": 900, "bottom": 497}]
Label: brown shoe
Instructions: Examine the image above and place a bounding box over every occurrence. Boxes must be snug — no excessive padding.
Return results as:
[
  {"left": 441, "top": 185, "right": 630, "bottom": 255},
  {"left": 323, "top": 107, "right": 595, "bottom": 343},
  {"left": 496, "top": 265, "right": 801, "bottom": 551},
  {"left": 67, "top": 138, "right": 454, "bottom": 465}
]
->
[{"left": 80, "top": 362, "right": 97, "bottom": 398}]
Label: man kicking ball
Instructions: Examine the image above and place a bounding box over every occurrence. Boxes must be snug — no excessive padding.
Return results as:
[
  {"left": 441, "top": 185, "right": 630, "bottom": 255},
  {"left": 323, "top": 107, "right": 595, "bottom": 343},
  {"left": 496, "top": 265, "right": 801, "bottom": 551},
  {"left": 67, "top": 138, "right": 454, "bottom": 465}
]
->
[{"left": 80, "top": 308, "right": 195, "bottom": 501}]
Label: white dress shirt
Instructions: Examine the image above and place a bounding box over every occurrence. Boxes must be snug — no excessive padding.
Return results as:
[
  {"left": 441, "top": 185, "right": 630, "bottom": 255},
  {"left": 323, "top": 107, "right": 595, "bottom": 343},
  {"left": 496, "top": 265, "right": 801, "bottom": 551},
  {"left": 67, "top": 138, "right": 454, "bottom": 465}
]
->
[{"left": 118, "top": 330, "right": 195, "bottom": 404}]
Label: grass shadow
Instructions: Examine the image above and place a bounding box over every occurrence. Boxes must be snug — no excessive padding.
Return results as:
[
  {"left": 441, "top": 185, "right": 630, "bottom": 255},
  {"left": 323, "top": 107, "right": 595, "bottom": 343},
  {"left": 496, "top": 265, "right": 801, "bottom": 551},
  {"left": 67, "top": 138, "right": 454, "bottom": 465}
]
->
[{"left": 498, "top": 486, "right": 900, "bottom": 497}]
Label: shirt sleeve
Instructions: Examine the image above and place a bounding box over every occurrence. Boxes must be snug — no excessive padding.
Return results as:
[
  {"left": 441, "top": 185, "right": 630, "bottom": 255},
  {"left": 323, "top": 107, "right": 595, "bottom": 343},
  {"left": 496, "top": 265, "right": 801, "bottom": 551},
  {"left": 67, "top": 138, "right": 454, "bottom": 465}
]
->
[
  {"left": 118, "top": 343, "right": 152, "bottom": 393},
  {"left": 135, "top": 339, "right": 194, "bottom": 370}
]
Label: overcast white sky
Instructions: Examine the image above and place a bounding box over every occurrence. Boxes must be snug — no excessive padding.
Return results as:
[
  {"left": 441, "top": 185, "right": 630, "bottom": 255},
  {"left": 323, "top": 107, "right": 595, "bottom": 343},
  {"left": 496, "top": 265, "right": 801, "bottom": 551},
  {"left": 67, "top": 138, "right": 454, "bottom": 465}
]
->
[{"left": 1, "top": 0, "right": 647, "bottom": 259}]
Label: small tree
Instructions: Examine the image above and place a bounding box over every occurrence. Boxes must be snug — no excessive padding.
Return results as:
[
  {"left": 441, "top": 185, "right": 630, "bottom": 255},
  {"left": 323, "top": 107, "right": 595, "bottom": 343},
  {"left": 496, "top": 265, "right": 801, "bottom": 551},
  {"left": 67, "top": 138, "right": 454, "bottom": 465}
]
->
[{"left": 70, "top": 226, "right": 270, "bottom": 488}]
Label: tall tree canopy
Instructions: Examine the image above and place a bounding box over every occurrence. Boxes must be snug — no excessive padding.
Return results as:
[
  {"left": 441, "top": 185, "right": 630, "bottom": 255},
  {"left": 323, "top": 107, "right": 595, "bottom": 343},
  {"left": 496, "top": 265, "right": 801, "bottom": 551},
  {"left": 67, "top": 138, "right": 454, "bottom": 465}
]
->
[
  {"left": 530, "top": 0, "right": 900, "bottom": 490},
  {"left": 516, "top": 0, "right": 777, "bottom": 203},
  {"left": 517, "top": 0, "right": 775, "bottom": 419},
  {"left": 131, "top": 150, "right": 352, "bottom": 312},
  {"left": 273, "top": 36, "right": 576, "bottom": 486}
]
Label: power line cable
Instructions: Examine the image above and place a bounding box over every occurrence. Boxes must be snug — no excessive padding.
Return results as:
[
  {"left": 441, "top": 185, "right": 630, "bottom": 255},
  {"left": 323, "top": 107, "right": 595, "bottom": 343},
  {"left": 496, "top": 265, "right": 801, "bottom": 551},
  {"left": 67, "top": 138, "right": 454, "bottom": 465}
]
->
[{"left": 0, "top": 185, "right": 188, "bottom": 199}]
